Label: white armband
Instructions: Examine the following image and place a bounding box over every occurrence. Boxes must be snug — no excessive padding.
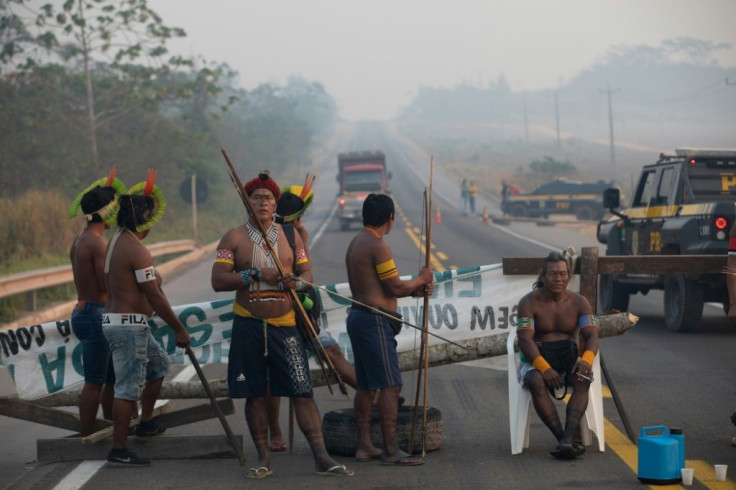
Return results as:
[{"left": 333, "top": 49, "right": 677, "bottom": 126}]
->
[{"left": 135, "top": 266, "right": 157, "bottom": 283}]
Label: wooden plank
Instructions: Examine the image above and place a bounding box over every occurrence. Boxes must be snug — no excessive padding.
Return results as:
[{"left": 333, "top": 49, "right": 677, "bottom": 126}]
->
[
  {"left": 0, "top": 397, "right": 110, "bottom": 433},
  {"left": 83, "top": 398, "right": 234, "bottom": 444},
  {"left": 579, "top": 247, "right": 599, "bottom": 311},
  {"left": 503, "top": 254, "right": 726, "bottom": 276},
  {"left": 37, "top": 434, "right": 244, "bottom": 463},
  {"left": 154, "top": 398, "right": 234, "bottom": 429},
  {"left": 596, "top": 255, "right": 725, "bottom": 275},
  {"left": 81, "top": 404, "right": 176, "bottom": 445}
]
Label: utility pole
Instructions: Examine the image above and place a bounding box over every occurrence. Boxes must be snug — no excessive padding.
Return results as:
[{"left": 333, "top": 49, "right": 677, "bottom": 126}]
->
[
  {"left": 600, "top": 84, "right": 619, "bottom": 165},
  {"left": 523, "top": 93, "right": 529, "bottom": 144},
  {"left": 554, "top": 92, "right": 561, "bottom": 147}
]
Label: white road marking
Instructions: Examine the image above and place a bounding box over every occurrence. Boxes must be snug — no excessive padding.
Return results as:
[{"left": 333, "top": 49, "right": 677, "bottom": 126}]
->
[{"left": 52, "top": 460, "right": 105, "bottom": 490}]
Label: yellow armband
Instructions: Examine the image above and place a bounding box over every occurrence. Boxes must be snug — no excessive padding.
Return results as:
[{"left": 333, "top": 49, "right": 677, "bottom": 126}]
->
[
  {"left": 581, "top": 350, "right": 596, "bottom": 365},
  {"left": 376, "top": 258, "right": 398, "bottom": 280},
  {"left": 532, "top": 356, "right": 551, "bottom": 373}
]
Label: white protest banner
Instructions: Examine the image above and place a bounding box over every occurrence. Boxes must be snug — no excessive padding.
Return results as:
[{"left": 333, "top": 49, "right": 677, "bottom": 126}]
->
[{"left": 0, "top": 264, "right": 533, "bottom": 400}]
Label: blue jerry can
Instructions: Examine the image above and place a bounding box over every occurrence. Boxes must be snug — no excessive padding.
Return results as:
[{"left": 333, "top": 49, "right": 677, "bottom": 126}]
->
[{"left": 637, "top": 426, "right": 683, "bottom": 485}]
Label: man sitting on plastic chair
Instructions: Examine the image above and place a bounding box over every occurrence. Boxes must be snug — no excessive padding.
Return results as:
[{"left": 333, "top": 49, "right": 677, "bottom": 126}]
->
[{"left": 516, "top": 251, "right": 599, "bottom": 460}]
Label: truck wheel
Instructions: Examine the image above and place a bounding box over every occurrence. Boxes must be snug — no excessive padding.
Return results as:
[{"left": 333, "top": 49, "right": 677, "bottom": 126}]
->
[
  {"left": 575, "top": 205, "right": 594, "bottom": 221},
  {"left": 322, "top": 406, "right": 443, "bottom": 457},
  {"left": 598, "top": 275, "right": 630, "bottom": 312},
  {"left": 664, "top": 274, "right": 704, "bottom": 333},
  {"left": 510, "top": 204, "right": 527, "bottom": 217},
  {"left": 339, "top": 219, "right": 350, "bottom": 231}
]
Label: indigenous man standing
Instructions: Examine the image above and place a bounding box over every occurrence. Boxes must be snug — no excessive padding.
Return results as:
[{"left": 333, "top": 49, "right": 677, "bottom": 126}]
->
[
  {"left": 516, "top": 251, "right": 599, "bottom": 460},
  {"left": 103, "top": 171, "right": 190, "bottom": 466},
  {"left": 345, "top": 193, "right": 434, "bottom": 466},
  {"left": 69, "top": 169, "right": 126, "bottom": 436},
  {"left": 211, "top": 171, "right": 353, "bottom": 479}
]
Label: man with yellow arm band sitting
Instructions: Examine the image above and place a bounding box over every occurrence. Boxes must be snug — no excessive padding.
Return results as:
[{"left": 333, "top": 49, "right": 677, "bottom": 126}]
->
[
  {"left": 211, "top": 171, "right": 353, "bottom": 479},
  {"left": 345, "top": 193, "right": 434, "bottom": 466},
  {"left": 516, "top": 251, "right": 599, "bottom": 460}
]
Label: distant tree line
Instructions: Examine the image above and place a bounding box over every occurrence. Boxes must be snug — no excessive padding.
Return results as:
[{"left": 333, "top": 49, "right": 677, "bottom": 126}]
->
[
  {"left": 0, "top": 0, "right": 337, "bottom": 210},
  {"left": 399, "top": 38, "right": 736, "bottom": 127}
]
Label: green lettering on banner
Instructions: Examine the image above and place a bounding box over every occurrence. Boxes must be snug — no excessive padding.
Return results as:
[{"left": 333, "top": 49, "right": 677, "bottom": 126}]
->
[
  {"left": 213, "top": 341, "right": 226, "bottom": 363},
  {"left": 180, "top": 306, "right": 212, "bottom": 348},
  {"left": 39, "top": 346, "right": 66, "bottom": 394},
  {"left": 149, "top": 318, "right": 175, "bottom": 354},
  {"left": 71, "top": 342, "right": 84, "bottom": 377},
  {"left": 7, "top": 364, "right": 15, "bottom": 383},
  {"left": 325, "top": 284, "right": 351, "bottom": 305},
  {"left": 457, "top": 273, "right": 482, "bottom": 298},
  {"left": 437, "top": 270, "right": 454, "bottom": 298}
]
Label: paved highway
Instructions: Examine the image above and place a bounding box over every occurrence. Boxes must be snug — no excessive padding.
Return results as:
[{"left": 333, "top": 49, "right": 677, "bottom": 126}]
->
[{"left": 3, "top": 121, "right": 735, "bottom": 489}]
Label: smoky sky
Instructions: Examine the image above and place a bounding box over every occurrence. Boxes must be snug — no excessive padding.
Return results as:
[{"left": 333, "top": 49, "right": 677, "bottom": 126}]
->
[{"left": 155, "top": 0, "right": 736, "bottom": 120}]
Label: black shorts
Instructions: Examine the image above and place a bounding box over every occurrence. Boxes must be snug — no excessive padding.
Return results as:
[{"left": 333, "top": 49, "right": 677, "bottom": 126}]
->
[
  {"left": 537, "top": 339, "right": 578, "bottom": 386},
  {"left": 227, "top": 315, "right": 313, "bottom": 398}
]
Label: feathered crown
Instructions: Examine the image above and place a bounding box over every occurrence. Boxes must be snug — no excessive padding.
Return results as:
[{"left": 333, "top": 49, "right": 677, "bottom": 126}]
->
[
  {"left": 69, "top": 167, "right": 127, "bottom": 226},
  {"left": 275, "top": 174, "right": 315, "bottom": 223},
  {"left": 126, "top": 168, "right": 166, "bottom": 232}
]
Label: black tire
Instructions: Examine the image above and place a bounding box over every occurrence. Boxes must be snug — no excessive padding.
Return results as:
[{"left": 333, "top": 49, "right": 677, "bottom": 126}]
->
[
  {"left": 339, "top": 219, "right": 350, "bottom": 231},
  {"left": 575, "top": 204, "right": 594, "bottom": 221},
  {"left": 322, "top": 406, "right": 443, "bottom": 457},
  {"left": 598, "top": 275, "right": 630, "bottom": 313},
  {"left": 664, "top": 274, "right": 704, "bottom": 333},
  {"left": 510, "top": 203, "right": 527, "bottom": 217}
]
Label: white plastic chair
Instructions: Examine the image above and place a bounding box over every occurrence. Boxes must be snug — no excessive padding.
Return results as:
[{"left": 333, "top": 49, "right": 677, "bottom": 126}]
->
[{"left": 507, "top": 328, "right": 605, "bottom": 455}]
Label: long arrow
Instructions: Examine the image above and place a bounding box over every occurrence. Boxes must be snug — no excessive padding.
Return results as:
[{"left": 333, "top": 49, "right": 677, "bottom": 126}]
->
[
  {"left": 409, "top": 157, "right": 434, "bottom": 455},
  {"left": 298, "top": 277, "right": 468, "bottom": 351},
  {"left": 220, "top": 149, "right": 347, "bottom": 397}
]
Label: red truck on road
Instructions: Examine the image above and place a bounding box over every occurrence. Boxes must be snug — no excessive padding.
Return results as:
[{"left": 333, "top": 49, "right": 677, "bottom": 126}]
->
[{"left": 336, "top": 151, "right": 390, "bottom": 231}]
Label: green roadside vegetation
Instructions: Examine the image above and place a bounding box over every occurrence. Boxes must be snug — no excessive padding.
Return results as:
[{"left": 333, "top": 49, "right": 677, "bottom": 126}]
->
[{"left": 0, "top": 1, "right": 337, "bottom": 322}]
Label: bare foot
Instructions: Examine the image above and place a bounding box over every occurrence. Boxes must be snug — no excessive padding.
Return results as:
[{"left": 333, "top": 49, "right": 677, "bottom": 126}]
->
[{"left": 355, "top": 447, "right": 382, "bottom": 462}]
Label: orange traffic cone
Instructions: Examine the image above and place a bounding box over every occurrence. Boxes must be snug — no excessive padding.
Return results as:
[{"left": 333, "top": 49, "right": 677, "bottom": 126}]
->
[
  {"left": 482, "top": 206, "right": 490, "bottom": 225},
  {"left": 434, "top": 204, "right": 442, "bottom": 224}
]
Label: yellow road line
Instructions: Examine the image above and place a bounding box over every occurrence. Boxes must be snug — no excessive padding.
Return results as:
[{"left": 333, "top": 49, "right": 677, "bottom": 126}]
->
[
  {"left": 601, "top": 395, "right": 732, "bottom": 488},
  {"left": 397, "top": 201, "right": 732, "bottom": 489},
  {"left": 404, "top": 227, "right": 446, "bottom": 271}
]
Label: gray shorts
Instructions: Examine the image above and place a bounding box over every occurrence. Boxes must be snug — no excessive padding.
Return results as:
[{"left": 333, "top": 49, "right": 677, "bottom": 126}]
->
[{"left": 102, "top": 313, "right": 170, "bottom": 401}]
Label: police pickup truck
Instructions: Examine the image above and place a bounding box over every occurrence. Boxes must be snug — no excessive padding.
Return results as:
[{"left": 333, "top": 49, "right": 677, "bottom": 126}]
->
[
  {"left": 502, "top": 178, "right": 612, "bottom": 220},
  {"left": 597, "top": 148, "right": 736, "bottom": 332}
]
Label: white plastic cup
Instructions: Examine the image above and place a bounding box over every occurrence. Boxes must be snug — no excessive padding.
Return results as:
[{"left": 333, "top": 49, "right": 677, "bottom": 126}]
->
[
  {"left": 680, "top": 467, "right": 694, "bottom": 486},
  {"left": 714, "top": 464, "right": 728, "bottom": 482}
]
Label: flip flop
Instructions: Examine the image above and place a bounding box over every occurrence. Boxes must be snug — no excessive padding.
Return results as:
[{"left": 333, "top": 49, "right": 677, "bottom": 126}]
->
[
  {"left": 246, "top": 466, "right": 273, "bottom": 479},
  {"left": 382, "top": 455, "right": 424, "bottom": 466},
  {"left": 550, "top": 444, "right": 578, "bottom": 460},
  {"left": 315, "top": 464, "right": 355, "bottom": 476},
  {"left": 269, "top": 441, "right": 287, "bottom": 452}
]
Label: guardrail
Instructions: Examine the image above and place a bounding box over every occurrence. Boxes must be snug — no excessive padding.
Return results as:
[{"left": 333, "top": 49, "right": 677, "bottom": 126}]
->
[{"left": 0, "top": 240, "right": 196, "bottom": 300}]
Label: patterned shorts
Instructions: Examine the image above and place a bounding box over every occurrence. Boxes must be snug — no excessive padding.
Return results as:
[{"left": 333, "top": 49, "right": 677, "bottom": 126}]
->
[{"left": 227, "top": 314, "right": 313, "bottom": 398}]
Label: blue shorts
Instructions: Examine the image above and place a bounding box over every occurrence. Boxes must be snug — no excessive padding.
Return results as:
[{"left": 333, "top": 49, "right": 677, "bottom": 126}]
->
[
  {"left": 228, "top": 315, "right": 312, "bottom": 399},
  {"left": 347, "top": 308, "right": 402, "bottom": 390},
  {"left": 71, "top": 302, "right": 115, "bottom": 385},
  {"left": 102, "top": 313, "right": 170, "bottom": 401}
]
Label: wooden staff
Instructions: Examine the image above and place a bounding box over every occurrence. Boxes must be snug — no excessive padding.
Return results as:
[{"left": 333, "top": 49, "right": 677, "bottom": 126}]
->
[
  {"left": 186, "top": 347, "right": 245, "bottom": 465},
  {"left": 409, "top": 156, "right": 434, "bottom": 455},
  {"left": 220, "top": 149, "right": 347, "bottom": 397}
]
